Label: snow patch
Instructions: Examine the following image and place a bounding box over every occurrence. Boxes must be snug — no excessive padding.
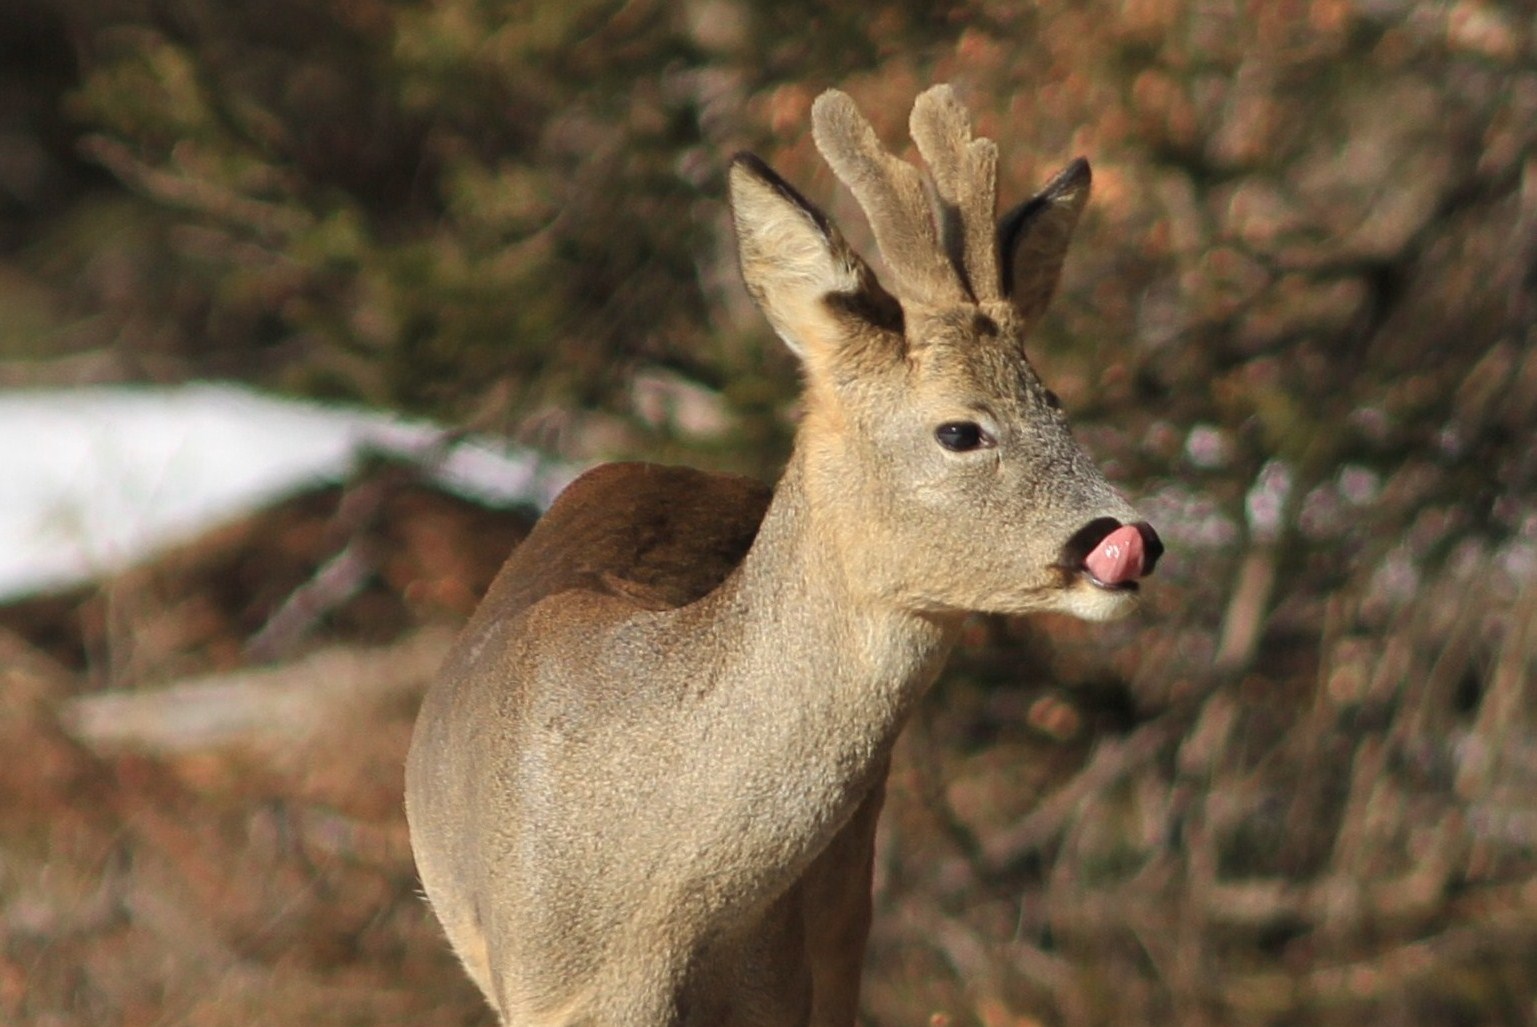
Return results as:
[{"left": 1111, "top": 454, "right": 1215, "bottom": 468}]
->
[{"left": 0, "top": 383, "right": 571, "bottom": 600}]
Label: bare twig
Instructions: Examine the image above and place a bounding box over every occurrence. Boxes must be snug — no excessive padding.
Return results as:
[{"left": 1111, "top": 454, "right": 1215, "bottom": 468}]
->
[
  {"left": 60, "top": 628, "right": 453, "bottom": 756},
  {"left": 78, "top": 135, "right": 311, "bottom": 240},
  {"left": 1214, "top": 546, "right": 1279, "bottom": 672},
  {"left": 1226, "top": 884, "right": 1537, "bottom": 1013},
  {"left": 243, "top": 543, "right": 377, "bottom": 661},
  {"left": 981, "top": 704, "right": 1200, "bottom": 874}
]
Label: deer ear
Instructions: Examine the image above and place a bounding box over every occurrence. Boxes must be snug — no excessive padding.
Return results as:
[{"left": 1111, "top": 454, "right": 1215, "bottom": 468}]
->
[
  {"left": 729, "top": 153, "right": 901, "bottom": 367},
  {"left": 999, "top": 157, "right": 1091, "bottom": 329}
]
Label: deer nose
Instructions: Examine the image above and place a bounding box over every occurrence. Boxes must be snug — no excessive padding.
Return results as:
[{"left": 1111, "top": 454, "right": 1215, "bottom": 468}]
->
[{"left": 1062, "top": 518, "right": 1163, "bottom": 589}]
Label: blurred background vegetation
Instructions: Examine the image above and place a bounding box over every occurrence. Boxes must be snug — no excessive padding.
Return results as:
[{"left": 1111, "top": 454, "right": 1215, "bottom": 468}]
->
[{"left": 2, "top": 0, "right": 1536, "bottom": 1025}]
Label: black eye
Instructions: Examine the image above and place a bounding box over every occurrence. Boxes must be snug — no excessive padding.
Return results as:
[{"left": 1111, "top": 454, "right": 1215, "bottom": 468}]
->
[
  {"left": 935, "top": 421, "right": 991, "bottom": 452},
  {"left": 1043, "top": 390, "right": 1062, "bottom": 410}
]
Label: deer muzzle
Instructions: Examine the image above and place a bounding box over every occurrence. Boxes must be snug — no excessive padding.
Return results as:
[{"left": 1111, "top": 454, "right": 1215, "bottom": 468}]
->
[{"left": 1062, "top": 518, "right": 1164, "bottom": 591}]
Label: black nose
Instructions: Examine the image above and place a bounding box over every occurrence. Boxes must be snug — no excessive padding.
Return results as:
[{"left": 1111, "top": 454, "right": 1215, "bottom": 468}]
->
[
  {"left": 1135, "top": 522, "right": 1164, "bottom": 575},
  {"left": 1058, "top": 518, "right": 1165, "bottom": 576}
]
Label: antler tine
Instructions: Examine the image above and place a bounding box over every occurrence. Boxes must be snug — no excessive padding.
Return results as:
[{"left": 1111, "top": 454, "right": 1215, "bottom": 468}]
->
[
  {"left": 909, "top": 85, "right": 1001, "bottom": 303},
  {"left": 811, "top": 90, "right": 967, "bottom": 307}
]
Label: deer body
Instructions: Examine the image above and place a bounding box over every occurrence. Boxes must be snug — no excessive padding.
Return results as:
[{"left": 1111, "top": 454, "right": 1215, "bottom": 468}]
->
[{"left": 406, "top": 87, "right": 1161, "bottom": 1025}]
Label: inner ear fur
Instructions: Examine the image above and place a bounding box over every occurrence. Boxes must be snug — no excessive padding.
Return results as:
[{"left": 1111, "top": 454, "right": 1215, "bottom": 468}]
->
[{"left": 729, "top": 152, "right": 903, "bottom": 371}]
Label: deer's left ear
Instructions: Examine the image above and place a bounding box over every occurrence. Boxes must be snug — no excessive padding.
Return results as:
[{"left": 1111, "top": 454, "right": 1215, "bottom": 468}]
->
[
  {"left": 729, "top": 153, "right": 902, "bottom": 372},
  {"left": 999, "top": 158, "right": 1090, "bottom": 330}
]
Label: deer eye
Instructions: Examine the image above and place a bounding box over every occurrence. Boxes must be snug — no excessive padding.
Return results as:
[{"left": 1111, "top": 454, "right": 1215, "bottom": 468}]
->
[{"left": 935, "top": 421, "right": 993, "bottom": 452}]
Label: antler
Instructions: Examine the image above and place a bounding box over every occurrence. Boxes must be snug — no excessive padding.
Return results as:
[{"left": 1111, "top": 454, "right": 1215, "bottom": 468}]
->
[
  {"left": 811, "top": 89, "right": 968, "bottom": 307},
  {"left": 908, "top": 85, "right": 1001, "bottom": 303},
  {"left": 810, "top": 85, "right": 1002, "bottom": 307}
]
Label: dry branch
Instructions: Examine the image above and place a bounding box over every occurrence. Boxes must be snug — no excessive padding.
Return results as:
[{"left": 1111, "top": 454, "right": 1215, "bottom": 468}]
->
[
  {"left": 60, "top": 627, "right": 453, "bottom": 756},
  {"left": 1226, "top": 885, "right": 1537, "bottom": 1015},
  {"left": 981, "top": 706, "right": 1198, "bottom": 874}
]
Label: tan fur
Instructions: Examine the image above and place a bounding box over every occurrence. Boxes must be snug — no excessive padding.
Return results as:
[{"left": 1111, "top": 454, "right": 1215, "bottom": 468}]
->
[{"left": 405, "top": 86, "right": 1158, "bottom": 1025}]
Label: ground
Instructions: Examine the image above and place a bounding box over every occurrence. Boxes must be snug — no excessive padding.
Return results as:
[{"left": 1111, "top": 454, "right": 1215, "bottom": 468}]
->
[{"left": 4, "top": 453, "right": 1537, "bottom": 1026}]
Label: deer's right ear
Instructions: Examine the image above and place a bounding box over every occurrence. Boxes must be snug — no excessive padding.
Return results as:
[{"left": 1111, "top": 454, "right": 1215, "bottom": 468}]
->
[{"left": 729, "top": 153, "right": 900, "bottom": 368}]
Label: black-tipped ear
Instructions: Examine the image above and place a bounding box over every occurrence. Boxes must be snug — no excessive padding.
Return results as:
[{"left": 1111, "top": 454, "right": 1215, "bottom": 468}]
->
[
  {"left": 729, "top": 153, "right": 898, "bottom": 366},
  {"left": 998, "top": 157, "right": 1091, "bottom": 328}
]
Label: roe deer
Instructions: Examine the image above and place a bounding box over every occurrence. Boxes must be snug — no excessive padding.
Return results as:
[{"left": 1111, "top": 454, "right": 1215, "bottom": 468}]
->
[{"left": 405, "top": 84, "right": 1161, "bottom": 1025}]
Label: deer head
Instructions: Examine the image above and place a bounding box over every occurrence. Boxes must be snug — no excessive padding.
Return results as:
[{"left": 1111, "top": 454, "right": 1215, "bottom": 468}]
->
[{"left": 728, "top": 85, "right": 1160, "bottom": 621}]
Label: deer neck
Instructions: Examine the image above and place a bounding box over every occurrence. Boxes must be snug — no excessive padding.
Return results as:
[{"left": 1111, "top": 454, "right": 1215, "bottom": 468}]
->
[
  {"left": 634, "top": 450, "right": 958, "bottom": 924},
  {"left": 677, "top": 450, "right": 961, "bottom": 794}
]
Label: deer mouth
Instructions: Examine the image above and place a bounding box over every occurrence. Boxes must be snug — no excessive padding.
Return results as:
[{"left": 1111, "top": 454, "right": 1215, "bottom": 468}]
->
[{"left": 1057, "top": 518, "right": 1164, "bottom": 592}]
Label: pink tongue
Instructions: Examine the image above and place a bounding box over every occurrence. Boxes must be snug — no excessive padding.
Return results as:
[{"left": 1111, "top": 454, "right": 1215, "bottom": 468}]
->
[{"left": 1084, "top": 525, "right": 1146, "bottom": 585}]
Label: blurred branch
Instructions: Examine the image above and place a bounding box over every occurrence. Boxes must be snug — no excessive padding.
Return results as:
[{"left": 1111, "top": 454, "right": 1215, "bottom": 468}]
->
[
  {"left": 1212, "top": 545, "right": 1278, "bottom": 673},
  {"left": 1201, "top": 814, "right": 1462, "bottom": 931},
  {"left": 60, "top": 627, "right": 452, "bottom": 756},
  {"left": 243, "top": 543, "right": 376, "bottom": 661},
  {"left": 245, "top": 455, "right": 470, "bottom": 661},
  {"left": 981, "top": 702, "right": 1201, "bottom": 876},
  {"left": 78, "top": 135, "right": 311, "bottom": 241},
  {"left": 895, "top": 891, "right": 1084, "bottom": 1022},
  {"left": 1228, "top": 882, "right": 1537, "bottom": 1014}
]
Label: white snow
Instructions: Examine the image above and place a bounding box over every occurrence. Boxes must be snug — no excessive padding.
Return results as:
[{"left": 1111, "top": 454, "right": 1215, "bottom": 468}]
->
[{"left": 0, "top": 383, "right": 571, "bottom": 601}]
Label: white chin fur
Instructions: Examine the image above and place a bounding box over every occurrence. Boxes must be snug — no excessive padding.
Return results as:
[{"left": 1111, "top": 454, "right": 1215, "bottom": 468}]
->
[{"left": 1053, "top": 583, "right": 1140, "bottom": 622}]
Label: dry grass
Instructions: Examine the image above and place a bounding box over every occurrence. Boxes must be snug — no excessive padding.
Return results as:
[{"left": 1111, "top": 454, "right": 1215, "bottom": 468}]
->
[{"left": 0, "top": 471, "right": 518, "bottom": 1027}]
